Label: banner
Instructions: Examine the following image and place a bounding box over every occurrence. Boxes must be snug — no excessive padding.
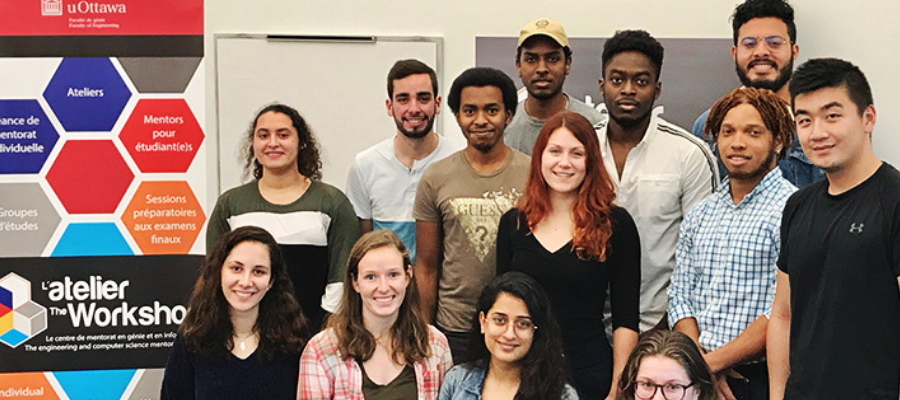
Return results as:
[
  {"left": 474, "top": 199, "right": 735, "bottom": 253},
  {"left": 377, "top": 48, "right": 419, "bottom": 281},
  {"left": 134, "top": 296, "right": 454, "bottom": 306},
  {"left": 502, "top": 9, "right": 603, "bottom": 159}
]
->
[{"left": 0, "top": 0, "right": 205, "bottom": 398}]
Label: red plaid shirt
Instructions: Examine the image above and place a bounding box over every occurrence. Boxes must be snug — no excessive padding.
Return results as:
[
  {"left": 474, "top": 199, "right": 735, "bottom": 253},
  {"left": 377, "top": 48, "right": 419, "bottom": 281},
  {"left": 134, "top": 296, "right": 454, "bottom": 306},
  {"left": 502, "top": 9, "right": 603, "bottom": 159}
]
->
[{"left": 298, "top": 325, "right": 452, "bottom": 400}]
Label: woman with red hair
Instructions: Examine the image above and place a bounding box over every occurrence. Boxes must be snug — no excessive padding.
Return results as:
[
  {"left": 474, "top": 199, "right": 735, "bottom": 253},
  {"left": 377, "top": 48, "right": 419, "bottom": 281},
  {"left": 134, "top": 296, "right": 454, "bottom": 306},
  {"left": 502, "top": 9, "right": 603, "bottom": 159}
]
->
[{"left": 497, "top": 111, "right": 641, "bottom": 400}]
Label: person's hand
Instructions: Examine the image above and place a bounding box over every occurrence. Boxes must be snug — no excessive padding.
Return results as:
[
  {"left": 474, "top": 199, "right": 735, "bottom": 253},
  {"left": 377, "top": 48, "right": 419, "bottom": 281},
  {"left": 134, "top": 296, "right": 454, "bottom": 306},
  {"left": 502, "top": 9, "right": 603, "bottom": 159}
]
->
[{"left": 714, "top": 369, "right": 745, "bottom": 400}]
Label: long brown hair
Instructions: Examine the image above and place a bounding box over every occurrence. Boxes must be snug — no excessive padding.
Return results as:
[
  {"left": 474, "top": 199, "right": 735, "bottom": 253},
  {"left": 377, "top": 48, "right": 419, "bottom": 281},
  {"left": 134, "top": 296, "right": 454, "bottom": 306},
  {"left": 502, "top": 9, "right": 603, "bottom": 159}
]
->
[
  {"left": 617, "top": 330, "right": 717, "bottom": 400},
  {"left": 181, "top": 226, "right": 309, "bottom": 359},
  {"left": 327, "top": 230, "right": 431, "bottom": 364},
  {"left": 519, "top": 111, "right": 616, "bottom": 260}
]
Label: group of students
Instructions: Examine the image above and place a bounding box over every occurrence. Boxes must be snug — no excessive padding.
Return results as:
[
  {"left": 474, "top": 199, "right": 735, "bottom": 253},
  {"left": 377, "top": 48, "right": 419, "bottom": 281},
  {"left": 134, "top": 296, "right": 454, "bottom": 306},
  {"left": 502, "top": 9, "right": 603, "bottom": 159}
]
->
[
  {"left": 159, "top": 0, "right": 900, "bottom": 399},
  {"left": 162, "top": 223, "right": 724, "bottom": 400}
]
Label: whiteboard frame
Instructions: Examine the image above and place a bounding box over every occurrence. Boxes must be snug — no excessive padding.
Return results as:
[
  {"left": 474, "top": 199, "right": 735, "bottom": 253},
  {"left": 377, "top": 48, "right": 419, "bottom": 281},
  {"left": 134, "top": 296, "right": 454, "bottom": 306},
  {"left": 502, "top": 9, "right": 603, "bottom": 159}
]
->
[{"left": 213, "top": 33, "right": 444, "bottom": 195}]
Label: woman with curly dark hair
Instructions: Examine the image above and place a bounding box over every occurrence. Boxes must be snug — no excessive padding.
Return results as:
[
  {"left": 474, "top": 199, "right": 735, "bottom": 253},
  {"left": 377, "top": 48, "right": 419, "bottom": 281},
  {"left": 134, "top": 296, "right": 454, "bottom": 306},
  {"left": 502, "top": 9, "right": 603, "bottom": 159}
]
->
[
  {"left": 439, "top": 272, "right": 577, "bottom": 400},
  {"left": 496, "top": 111, "right": 641, "bottom": 400},
  {"left": 207, "top": 103, "right": 360, "bottom": 329},
  {"left": 616, "top": 330, "right": 716, "bottom": 400},
  {"left": 299, "top": 230, "right": 452, "bottom": 400},
  {"left": 161, "top": 226, "right": 309, "bottom": 399}
]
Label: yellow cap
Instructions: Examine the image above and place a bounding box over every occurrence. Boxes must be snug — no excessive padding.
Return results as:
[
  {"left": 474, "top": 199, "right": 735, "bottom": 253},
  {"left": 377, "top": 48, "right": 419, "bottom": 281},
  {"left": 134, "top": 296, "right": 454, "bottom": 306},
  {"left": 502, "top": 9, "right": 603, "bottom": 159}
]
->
[{"left": 518, "top": 18, "right": 568, "bottom": 47}]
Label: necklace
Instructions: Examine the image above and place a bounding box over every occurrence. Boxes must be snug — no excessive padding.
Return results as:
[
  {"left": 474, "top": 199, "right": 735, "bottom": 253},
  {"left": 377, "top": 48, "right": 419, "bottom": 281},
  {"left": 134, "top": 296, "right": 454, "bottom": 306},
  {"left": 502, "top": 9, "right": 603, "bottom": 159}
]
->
[{"left": 234, "top": 332, "right": 255, "bottom": 351}]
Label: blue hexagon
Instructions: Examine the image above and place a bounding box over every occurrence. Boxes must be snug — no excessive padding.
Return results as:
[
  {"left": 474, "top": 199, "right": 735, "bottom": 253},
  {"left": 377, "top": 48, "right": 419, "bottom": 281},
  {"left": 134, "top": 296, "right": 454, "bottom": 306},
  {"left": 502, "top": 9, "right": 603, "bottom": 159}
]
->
[
  {"left": 0, "top": 100, "right": 60, "bottom": 174},
  {"left": 43, "top": 58, "right": 131, "bottom": 132}
]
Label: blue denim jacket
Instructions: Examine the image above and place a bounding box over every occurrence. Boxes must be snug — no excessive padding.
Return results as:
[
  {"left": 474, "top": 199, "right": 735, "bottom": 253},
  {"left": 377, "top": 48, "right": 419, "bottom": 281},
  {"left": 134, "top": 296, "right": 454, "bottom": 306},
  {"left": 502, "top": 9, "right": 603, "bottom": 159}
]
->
[
  {"left": 438, "top": 362, "right": 579, "bottom": 400},
  {"left": 692, "top": 109, "right": 824, "bottom": 189}
]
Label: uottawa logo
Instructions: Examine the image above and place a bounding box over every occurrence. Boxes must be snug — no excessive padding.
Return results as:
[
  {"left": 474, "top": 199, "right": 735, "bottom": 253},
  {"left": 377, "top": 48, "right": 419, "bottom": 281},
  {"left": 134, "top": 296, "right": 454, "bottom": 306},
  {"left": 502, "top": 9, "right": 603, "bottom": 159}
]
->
[
  {"left": 41, "top": 0, "right": 63, "bottom": 16},
  {"left": 0, "top": 273, "right": 48, "bottom": 348}
]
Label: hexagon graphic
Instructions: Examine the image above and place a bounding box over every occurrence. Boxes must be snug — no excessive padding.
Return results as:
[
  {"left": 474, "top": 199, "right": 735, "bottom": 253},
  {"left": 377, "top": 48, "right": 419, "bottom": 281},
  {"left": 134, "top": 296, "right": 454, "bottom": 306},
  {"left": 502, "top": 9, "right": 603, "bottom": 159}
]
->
[
  {"left": 0, "top": 100, "right": 60, "bottom": 174},
  {"left": 0, "top": 183, "right": 62, "bottom": 257},
  {"left": 46, "top": 140, "right": 134, "bottom": 214},
  {"left": 43, "top": 58, "right": 131, "bottom": 132},
  {"left": 0, "top": 273, "right": 48, "bottom": 348},
  {"left": 121, "top": 181, "right": 206, "bottom": 254},
  {"left": 118, "top": 57, "right": 202, "bottom": 93},
  {"left": 0, "top": 372, "right": 62, "bottom": 400},
  {"left": 52, "top": 222, "right": 133, "bottom": 256},
  {"left": 119, "top": 99, "right": 204, "bottom": 173}
]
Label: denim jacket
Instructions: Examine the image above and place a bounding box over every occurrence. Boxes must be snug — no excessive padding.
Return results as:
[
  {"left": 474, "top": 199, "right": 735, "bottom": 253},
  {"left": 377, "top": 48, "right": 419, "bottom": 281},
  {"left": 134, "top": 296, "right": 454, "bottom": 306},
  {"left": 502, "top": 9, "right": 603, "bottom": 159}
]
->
[
  {"left": 692, "top": 109, "right": 824, "bottom": 188},
  {"left": 438, "top": 362, "right": 579, "bottom": 400}
]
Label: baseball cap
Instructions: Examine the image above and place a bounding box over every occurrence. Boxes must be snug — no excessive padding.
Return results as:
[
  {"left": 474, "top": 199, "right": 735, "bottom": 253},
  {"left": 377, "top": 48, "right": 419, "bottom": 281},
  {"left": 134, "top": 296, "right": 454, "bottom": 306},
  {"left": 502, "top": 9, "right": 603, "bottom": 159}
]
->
[{"left": 518, "top": 18, "right": 568, "bottom": 47}]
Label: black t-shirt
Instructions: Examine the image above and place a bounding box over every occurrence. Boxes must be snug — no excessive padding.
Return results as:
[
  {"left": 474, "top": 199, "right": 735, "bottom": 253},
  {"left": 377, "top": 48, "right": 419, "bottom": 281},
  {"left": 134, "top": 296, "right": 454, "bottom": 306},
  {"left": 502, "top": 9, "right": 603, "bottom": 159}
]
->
[
  {"left": 496, "top": 207, "right": 641, "bottom": 348},
  {"left": 778, "top": 163, "right": 900, "bottom": 400}
]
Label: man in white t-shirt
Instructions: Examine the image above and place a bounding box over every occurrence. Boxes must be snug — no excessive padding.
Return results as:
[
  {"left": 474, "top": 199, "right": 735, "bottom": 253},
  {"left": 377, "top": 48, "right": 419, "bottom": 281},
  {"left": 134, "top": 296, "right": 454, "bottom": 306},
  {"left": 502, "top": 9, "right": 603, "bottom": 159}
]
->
[{"left": 346, "top": 59, "right": 462, "bottom": 261}]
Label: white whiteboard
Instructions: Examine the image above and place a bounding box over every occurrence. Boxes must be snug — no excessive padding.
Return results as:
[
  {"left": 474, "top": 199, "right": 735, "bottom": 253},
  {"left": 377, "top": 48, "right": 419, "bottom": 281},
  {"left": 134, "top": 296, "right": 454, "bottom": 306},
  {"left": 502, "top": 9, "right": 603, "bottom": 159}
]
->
[{"left": 214, "top": 34, "right": 442, "bottom": 194}]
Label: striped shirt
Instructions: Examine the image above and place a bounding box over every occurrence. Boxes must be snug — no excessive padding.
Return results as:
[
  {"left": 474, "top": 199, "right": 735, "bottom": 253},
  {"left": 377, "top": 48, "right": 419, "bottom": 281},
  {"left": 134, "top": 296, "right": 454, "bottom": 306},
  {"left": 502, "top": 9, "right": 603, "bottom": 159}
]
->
[
  {"left": 668, "top": 168, "right": 796, "bottom": 350},
  {"left": 298, "top": 325, "right": 452, "bottom": 400}
]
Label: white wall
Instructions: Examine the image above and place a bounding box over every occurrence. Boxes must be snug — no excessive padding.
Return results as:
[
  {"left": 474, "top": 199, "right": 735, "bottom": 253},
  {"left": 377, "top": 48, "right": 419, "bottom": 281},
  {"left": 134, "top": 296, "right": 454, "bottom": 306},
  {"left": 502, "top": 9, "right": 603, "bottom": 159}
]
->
[{"left": 205, "top": 0, "right": 900, "bottom": 205}]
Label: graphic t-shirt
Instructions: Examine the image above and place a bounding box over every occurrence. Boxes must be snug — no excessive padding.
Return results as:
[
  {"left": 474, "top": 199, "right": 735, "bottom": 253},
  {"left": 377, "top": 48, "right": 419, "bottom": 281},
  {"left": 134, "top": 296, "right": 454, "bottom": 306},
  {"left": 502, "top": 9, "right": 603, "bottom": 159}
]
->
[{"left": 413, "top": 150, "right": 529, "bottom": 332}]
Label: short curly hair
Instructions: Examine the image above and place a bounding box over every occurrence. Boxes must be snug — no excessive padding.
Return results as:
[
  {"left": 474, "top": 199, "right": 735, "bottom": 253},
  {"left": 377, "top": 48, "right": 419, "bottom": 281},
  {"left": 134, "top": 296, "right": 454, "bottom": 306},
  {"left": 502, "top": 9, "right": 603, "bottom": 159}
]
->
[
  {"left": 243, "top": 103, "right": 322, "bottom": 181},
  {"left": 705, "top": 87, "right": 795, "bottom": 160},
  {"left": 601, "top": 30, "right": 664, "bottom": 81}
]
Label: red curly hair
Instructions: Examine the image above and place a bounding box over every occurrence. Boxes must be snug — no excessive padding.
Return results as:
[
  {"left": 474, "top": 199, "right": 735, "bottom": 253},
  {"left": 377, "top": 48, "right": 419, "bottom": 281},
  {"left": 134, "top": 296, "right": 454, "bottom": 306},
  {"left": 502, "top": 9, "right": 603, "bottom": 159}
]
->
[{"left": 519, "top": 111, "right": 616, "bottom": 260}]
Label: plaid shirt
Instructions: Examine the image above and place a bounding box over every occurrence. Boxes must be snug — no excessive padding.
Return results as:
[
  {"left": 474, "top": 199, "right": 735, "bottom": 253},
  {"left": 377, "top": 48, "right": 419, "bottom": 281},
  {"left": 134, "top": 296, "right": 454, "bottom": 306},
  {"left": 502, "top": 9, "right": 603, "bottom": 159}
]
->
[
  {"left": 298, "top": 325, "right": 452, "bottom": 400},
  {"left": 668, "top": 168, "right": 797, "bottom": 351}
]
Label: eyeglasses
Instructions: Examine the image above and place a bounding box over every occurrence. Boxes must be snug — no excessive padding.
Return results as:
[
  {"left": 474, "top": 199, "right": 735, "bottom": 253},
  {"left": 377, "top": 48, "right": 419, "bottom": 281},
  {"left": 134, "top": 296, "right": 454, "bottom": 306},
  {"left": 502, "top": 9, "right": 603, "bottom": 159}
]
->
[
  {"left": 634, "top": 380, "right": 695, "bottom": 400},
  {"left": 486, "top": 313, "right": 537, "bottom": 336},
  {"left": 739, "top": 35, "right": 789, "bottom": 50}
]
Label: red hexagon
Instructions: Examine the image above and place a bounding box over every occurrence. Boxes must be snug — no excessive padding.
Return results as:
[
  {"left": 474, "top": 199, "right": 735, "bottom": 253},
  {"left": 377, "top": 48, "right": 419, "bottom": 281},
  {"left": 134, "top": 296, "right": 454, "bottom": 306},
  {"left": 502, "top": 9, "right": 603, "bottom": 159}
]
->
[
  {"left": 119, "top": 99, "right": 204, "bottom": 173},
  {"left": 46, "top": 140, "right": 134, "bottom": 214}
]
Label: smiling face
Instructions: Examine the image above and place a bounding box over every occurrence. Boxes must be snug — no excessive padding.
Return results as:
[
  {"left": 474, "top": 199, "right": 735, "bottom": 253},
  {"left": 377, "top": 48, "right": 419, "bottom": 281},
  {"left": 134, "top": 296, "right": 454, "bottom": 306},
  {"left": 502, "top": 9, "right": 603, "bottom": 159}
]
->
[
  {"left": 252, "top": 111, "right": 300, "bottom": 175},
  {"left": 455, "top": 85, "right": 512, "bottom": 153},
  {"left": 635, "top": 355, "right": 700, "bottom": 400},
  {"left": 517, "top": 35, "right": 571, "bottom": 101},
  {"left": 794, "top": 85, "right": 876, "bottom": 174},
  {"left": 479, "top": 292, "right": 535, "bottom": 366},
  {"left": 717, "top": 103, "right": 780, "bottom": 184},
  {"left": 352, "top": 245, "right": 411, "bottom": 324},
  {"left": 387, "top": 73, "right": 441, "bottom": 139},
  {"left": 732, "top": 17, "right": 798, "bottom": 93},
  {"left": 220, "top": 241, "right": 272, "bottom": 316},
  {"left": 541, "top": 127, "right": 586, "bottom": 195},
  {"left": 600, "top": 51, "right": 661, "bottom": 129}
]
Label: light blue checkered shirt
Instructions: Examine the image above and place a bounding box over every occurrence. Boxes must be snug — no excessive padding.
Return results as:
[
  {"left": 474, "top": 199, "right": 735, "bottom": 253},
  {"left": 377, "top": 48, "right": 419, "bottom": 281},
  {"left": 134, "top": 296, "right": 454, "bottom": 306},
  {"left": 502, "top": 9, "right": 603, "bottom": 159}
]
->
[{"left": 668, "top": 168, "right": 797, "bottom": 351}]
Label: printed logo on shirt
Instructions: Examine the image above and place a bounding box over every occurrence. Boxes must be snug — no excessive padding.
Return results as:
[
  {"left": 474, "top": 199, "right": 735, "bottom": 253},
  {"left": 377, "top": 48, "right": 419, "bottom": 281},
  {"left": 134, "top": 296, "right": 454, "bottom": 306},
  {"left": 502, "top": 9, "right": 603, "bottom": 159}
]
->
[
  {"left": 849, "top": 223, "right": 864, "bottom": 235},
  {"left": 449, "top": 188, "right": 521, "bottom": 261}
]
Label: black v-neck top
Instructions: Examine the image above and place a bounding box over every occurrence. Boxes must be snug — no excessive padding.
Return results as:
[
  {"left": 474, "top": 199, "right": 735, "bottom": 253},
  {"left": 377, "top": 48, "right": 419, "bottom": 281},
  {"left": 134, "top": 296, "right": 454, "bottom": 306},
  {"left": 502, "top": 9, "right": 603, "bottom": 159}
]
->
[{"left": 496, "top": 207, "right": 641, "bottom": 347}]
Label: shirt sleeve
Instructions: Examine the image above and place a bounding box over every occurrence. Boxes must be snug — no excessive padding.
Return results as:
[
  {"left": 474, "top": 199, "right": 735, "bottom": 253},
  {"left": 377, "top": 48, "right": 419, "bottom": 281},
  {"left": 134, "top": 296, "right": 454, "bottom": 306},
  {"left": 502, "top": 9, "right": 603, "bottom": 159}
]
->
[
  {"left": 160, "top": 333, "right": 195, "bottom": 400},
  {"left": 413, "top": 168, "right": 440, "bottom": 222},
  {"left": 495, "top": 209, "right": 517, "bottom": 275},
  {"left": 326, "top": 190, "right": 361, "bottom": 284},
  {"left": 345, "top": 158, "right": 372, "bottom": 220},
  {"left": 609, "top": 207, "right": 641, "bottom": 332},
  {"left": 206, "top": 193, "right": 231, "bottom": 251},
  {"left": 438, "top": 366, "right": 465, "bottom": 400},
  {"left": 691, "top": 109, "right": 708, "bottom": 142},
  {"left": 298, "top": 337, "right": 334, "bottom": 400},
  {"left": 680, "top": 141, "right": 718, "bottom": 215},
  {"left": 668, "top": 205, "right": 700, "bottom": 326},
  {"left": 776, "top": 192, "right": 799, "bottom": 274}
]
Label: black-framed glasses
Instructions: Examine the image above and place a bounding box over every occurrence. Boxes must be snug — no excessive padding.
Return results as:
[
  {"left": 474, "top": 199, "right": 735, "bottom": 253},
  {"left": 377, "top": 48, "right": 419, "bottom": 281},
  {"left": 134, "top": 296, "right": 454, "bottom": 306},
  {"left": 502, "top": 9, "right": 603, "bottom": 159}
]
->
[
  {"left": 739, "top": 35, "right": 789, "bottom": 50},
  {"left": 634, "top": 380, "right": 695, "bottom": 400}
]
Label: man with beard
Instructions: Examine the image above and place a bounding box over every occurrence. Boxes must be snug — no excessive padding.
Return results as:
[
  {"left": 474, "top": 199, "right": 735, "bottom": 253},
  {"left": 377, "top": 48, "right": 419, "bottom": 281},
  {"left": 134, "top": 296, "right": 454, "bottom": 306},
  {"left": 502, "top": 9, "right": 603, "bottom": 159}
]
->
[
  {"left": 505, "top": 18, "right": 604, "bottom": 155},
  {"left": 414, "top": 67, "right": 529, "bottom": 361},
  {"left": 595, "top": 30, "right": 718, "bottom": 335},
  {"left": 346, "top": 59, "right": 462, "bottom": 261},
  {"left": 692, "top": 0, "right": 822, "bottom": 188},
  {"left": 668, "top": 87, "right": 797, "bottom": 400}
]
